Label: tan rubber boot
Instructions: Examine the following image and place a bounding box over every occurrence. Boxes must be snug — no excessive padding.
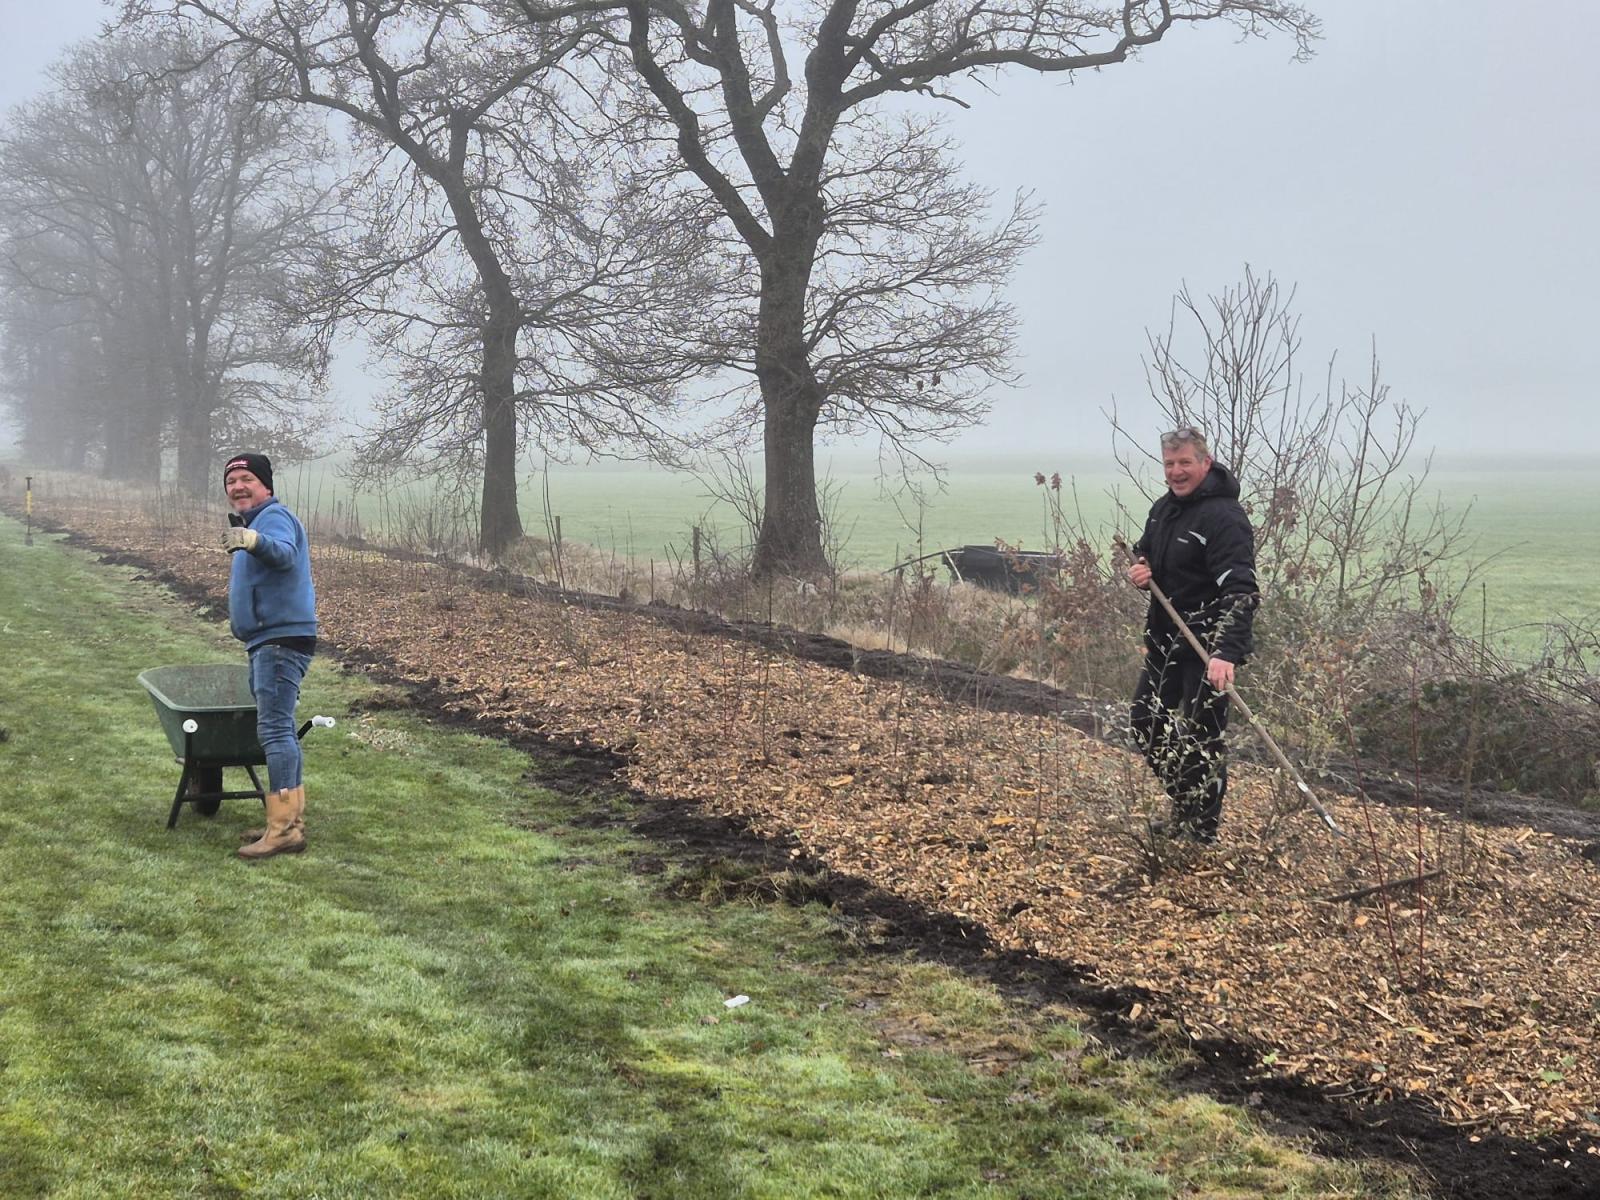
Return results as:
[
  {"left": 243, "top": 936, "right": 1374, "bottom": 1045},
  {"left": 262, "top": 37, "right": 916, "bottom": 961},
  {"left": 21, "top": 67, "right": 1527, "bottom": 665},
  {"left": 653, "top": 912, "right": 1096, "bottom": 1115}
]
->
[
  {"left": 241, "top": 784, "right": 305, "bottom": 844},
  {"left": 237, "top": 788, "right": 306, "bottom": 860}
]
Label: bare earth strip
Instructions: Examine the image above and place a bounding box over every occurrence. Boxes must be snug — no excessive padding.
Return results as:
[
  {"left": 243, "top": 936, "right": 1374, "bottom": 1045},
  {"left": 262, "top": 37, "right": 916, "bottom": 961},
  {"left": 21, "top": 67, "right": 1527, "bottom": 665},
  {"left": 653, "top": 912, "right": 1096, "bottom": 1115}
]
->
[{"left": 20, "top": 492, "right": 1600, "bottom": 1164}]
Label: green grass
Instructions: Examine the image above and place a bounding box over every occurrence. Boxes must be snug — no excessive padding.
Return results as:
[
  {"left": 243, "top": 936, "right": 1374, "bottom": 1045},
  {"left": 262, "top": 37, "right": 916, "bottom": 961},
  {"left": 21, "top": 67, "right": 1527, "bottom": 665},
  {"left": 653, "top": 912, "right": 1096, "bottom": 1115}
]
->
[
  {"left": 267, "top": 452, "right": 1133, "bottom": 572},
  {"left": 264, "top": 452, "right": 1594, "bottom": 647},
  {"left": 0, "top": 512, "right": 1417, "bottom": 1198},
  {"left": 21, "top": 448, "right": 1580, "bottom": 658}
]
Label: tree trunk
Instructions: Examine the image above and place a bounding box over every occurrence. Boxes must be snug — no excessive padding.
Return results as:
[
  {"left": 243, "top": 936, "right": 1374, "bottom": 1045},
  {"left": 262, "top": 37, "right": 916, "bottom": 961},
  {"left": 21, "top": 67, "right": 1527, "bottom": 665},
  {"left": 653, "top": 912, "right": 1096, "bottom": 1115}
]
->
[
  {"left": 438, "top": 162, "right": 524, "bottom": 561},
  {"left": 103, "top": 320, "right": 163, "bottom": 483},
  {"left": 479, "top": 311, "right": 523, "bottom": 559},
  {"left": 752, "top": 244, "right": 827, "bottom": 577},
  {"left": 176, "top": 384, "right": 213, "bottom": 497},
  {"left": 127, "top": 398, "right": 163, "bottom": 483},
  {"left": 754, "top": 377, "right": 826, "bottom": 576},
  {"left": 100, "top": 404, "right": 126, "bottom": 480},
  {"left": 101, "top": 407, "right": 160, "bottom": 482},
  {"left": 63, "top": 436, "right": 88, "bottom": 471}
]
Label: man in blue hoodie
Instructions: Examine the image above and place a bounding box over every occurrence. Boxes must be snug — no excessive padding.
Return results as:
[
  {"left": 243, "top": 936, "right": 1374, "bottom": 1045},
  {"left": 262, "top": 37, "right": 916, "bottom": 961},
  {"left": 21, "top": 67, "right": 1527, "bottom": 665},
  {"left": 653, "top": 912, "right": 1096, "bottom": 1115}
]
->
[
  {"left": 223, "top": 452, "right": 317, "bottom": 860},
  {"left": 1126, "top": 428, "right": 1258, "bottom": 844}
]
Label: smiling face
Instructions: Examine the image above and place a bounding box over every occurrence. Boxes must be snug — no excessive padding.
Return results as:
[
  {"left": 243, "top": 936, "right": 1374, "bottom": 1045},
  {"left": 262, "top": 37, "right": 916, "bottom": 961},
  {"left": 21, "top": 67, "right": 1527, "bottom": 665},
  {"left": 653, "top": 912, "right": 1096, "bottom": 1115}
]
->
[
  {"left": 224, "top": 469, "right": 271, "bottom": 513},
  {"left": 1162, "top": 442, "right": 1213, "bottom": 499}
]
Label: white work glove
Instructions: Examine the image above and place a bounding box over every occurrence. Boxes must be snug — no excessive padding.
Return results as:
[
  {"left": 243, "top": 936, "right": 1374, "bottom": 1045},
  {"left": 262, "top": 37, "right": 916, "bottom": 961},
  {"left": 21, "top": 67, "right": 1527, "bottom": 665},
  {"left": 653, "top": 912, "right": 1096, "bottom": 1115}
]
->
[{"left": 223, "top": 526, "right": 260, "bottom": 554}]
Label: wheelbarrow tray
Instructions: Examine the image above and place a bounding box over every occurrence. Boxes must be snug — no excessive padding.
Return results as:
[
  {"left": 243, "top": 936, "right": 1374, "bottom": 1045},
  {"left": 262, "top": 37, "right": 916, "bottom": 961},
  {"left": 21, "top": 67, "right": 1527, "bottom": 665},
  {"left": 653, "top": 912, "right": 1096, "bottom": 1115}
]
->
[
  {"left": 138, "top": 664, "right": 272, "bottom": 828},
  {"left": 138, "top": 664, "right": 264, "bottom": 766}
]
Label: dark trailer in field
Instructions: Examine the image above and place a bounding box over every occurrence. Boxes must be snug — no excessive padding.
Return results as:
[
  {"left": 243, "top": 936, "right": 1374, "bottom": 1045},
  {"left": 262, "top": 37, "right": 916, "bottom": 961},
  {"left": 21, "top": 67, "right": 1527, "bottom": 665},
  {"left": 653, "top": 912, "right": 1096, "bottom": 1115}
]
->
[{"left": 891, "top": 545, "right": 1065, "bottom": 593}]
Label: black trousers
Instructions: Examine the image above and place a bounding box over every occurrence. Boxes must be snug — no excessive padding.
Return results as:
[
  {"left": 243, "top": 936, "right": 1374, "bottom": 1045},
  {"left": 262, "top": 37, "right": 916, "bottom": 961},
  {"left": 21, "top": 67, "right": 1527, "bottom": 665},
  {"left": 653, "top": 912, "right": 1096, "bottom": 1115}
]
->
[{"left": 1130, "top": 643, "right": 1231, "bottom": 838}]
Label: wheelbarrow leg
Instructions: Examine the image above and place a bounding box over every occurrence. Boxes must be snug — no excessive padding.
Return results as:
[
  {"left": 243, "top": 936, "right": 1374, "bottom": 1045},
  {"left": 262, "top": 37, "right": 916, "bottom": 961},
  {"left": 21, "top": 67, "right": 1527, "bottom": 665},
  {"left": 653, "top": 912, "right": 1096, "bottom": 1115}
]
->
[
  {"left": 168, "top": 760, "right": 193, "bottom": 830},
  {"left": 245, "top": 765, "right": 267, "bottom": 805}
]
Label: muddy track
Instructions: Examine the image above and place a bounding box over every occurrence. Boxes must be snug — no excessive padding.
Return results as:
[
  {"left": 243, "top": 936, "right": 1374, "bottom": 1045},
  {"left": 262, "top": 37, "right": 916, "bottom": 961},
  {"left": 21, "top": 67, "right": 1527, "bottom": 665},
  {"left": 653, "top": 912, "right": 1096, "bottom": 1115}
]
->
[{"left": 18, "top": 516, "right": 1600, "bottom": 1197}]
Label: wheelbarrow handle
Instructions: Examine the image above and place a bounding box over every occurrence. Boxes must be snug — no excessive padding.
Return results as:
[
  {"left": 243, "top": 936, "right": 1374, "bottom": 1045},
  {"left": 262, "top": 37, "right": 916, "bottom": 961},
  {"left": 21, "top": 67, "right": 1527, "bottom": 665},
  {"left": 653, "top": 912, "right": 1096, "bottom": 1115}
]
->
[{"left": 186, "top": 717, "right": 333, "bottom": 739}]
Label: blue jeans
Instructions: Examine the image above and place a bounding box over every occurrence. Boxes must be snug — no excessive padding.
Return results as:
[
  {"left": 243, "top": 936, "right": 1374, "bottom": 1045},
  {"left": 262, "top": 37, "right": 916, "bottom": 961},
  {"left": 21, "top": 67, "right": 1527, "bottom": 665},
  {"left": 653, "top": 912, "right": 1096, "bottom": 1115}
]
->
[{"left": 249, "top": 644, "right": 311, "bottom": 792}]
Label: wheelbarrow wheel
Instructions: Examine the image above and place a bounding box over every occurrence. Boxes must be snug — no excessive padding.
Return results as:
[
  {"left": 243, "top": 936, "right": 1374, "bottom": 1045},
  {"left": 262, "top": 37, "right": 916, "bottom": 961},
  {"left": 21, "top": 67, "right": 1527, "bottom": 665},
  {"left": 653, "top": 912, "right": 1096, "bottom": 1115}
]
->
[{"left": 186, "top": 767, "right": 225, "bottom": 816}]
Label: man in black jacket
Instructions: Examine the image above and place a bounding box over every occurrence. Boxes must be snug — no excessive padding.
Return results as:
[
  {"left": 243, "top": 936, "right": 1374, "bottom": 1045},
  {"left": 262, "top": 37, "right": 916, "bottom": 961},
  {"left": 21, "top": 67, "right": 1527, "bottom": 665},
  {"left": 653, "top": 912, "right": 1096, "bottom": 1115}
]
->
[{"left": 1126, "top": 427, "right": 1259, "bottom": 842}]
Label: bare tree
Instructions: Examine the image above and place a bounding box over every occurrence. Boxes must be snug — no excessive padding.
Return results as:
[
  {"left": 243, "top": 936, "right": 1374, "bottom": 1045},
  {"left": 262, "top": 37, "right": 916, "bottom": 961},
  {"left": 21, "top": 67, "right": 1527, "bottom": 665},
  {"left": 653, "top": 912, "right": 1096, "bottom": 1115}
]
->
[
  {"left": 125, "top": 40, "right": 335, "bottom": 490},
  {"left": 551, "top": 0, "right": 1320, "bottom": 575},
  {"left": 1115, "top": 268, "right": 1472, "bottom": 623},
  {"left": 148, "top": 0, "right": 719, "bottom": 557},
  {"left": 0, "top": 290, "right": 110, "bottom": 470},
  {"left": 333, "top": 82, "right": 722, "bottom": 493},
  {"left": 1, "top": 46, "right": 173, "bottom": 477},
  {"left": 1110, "top": 267, "right": 1478, "bottom": 767},
  {"left": 0, "top": 32, "right": 334, "bottom": 490}
]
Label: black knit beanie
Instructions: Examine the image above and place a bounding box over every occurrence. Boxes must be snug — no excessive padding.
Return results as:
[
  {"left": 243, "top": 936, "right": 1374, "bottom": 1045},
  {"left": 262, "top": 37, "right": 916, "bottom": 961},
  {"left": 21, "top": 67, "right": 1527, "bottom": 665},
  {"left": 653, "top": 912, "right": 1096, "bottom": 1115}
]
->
[{"left": 222, "top": 452, "right": 273, "bottom": 494}]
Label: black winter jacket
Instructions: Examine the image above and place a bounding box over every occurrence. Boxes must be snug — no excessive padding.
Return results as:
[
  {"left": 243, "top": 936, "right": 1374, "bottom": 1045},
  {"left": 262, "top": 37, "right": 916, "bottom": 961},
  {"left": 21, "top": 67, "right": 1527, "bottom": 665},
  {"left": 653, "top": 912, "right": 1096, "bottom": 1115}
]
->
[{"left": 1132, "top": 462, "right": 1259, "bottom": 663}]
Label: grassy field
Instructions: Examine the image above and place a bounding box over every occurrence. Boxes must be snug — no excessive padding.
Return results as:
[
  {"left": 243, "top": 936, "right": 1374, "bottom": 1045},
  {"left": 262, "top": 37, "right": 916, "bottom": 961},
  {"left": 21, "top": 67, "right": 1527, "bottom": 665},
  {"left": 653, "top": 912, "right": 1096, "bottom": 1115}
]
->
[
  {"left": 0, "top": 513, "right": 1417, "bottom": 1198},
  {"left": 1422, "top": 461, "right": 1599, "bottom": 635},
  {"left": 8, "top": 448, "right": 1589, "bottom": 656},
  {"left": 259, "top": 452, "right": 1594, "bottom": 650}
]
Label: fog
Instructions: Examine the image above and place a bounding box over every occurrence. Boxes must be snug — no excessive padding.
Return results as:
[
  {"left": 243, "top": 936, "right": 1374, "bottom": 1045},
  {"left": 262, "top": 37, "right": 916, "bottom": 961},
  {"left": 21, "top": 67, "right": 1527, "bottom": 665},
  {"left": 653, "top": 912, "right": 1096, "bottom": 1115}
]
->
[
  {"left": 940, "top": 0, "right": 1600, "bottom": 456},
  {"left": 2, "top": 0, "right": 1594, "bottom": 461}
]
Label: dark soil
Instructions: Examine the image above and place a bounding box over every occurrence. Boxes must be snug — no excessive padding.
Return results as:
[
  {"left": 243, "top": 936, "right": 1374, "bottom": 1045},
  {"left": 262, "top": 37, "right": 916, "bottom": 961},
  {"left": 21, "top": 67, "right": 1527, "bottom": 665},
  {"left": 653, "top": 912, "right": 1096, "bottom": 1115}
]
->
[{"left": 24, "top": 517, "right": 1600, "bottom": 1198}]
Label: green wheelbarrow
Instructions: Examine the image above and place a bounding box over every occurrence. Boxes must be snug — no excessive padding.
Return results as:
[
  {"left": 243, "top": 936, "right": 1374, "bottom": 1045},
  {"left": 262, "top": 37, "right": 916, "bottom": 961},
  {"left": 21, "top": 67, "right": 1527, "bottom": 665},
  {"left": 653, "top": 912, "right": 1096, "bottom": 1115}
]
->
[{"left": 137, "top": 665, "right": 335, "bottom": 829}]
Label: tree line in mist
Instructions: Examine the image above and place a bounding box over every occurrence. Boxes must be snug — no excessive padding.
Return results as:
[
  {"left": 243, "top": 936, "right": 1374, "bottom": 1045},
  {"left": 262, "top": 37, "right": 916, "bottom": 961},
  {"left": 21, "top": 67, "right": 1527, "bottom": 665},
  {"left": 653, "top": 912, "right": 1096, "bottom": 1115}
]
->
[{"left": 0, "top": 0, "right": 1317, "bottom": 570}]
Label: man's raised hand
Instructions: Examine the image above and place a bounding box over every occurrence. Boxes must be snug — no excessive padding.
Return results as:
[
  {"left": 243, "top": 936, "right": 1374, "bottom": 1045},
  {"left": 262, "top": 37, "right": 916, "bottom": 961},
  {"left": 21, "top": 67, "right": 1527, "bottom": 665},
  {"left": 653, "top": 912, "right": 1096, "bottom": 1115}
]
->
[{"left": 223, "top": 527, "right": 259, "bottom": 554}]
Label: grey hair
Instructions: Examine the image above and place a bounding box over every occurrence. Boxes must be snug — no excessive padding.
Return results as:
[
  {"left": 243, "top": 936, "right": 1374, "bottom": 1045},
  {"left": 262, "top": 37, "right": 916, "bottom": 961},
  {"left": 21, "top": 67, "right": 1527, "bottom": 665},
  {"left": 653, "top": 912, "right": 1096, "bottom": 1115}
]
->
[{"left": 1160, "top": 426, "right": 1210, "bottom": 457}]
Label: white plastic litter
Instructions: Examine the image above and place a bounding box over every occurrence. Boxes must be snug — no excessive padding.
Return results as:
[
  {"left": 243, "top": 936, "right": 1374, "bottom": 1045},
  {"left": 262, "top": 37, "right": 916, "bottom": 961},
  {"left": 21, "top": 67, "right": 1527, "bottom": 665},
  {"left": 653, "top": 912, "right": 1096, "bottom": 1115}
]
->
[{"left": 723, "top": 994, "right": 750, "bottom": 1009}]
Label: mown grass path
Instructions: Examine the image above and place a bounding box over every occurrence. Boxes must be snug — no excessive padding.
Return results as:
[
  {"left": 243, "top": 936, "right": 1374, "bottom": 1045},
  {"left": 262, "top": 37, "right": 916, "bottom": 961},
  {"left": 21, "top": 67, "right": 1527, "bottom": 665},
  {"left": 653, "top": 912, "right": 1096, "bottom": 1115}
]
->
[{"left": 0, "top": 516, "right": 1413, "bottom": 1199}]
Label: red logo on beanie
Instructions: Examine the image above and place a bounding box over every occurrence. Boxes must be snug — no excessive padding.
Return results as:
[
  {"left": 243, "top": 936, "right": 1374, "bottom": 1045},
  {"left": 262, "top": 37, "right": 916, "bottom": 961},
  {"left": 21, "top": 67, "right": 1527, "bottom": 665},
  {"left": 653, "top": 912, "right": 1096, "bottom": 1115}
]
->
[{"left": 223, "top": 453, "right": 273, "bottom": 492}]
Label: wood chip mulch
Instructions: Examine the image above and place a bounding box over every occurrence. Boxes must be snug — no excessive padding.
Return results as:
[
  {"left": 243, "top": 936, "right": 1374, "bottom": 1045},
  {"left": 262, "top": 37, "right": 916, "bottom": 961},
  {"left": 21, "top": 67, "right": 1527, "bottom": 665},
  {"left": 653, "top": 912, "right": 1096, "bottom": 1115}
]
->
[{"left": 40, "top": 496, "right": 1600, "bottom": 1148}]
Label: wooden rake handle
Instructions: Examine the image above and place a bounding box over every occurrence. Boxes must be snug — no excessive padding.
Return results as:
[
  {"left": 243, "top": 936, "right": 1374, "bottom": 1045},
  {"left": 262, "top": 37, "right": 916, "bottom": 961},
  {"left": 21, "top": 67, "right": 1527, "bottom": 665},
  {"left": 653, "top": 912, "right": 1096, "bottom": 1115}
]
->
[{"left": 1113, "top": 535, "right": 1343, "bottom": 837}]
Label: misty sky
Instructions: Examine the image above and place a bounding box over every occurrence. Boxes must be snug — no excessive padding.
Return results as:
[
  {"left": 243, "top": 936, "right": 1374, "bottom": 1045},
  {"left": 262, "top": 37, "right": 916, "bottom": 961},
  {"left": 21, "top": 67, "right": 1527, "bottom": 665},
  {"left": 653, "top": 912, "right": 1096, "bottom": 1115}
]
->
[{"left": 2, "top": 0, "right": 1595, "bottom": 458}]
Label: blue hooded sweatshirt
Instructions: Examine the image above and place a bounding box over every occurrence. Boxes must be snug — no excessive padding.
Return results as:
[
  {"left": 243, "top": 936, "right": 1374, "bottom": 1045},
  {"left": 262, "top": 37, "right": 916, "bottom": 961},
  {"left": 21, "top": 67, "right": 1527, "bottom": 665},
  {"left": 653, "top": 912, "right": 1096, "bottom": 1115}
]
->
[{"left": 228, "top": 497, "right": 318, "bottom": 651}]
